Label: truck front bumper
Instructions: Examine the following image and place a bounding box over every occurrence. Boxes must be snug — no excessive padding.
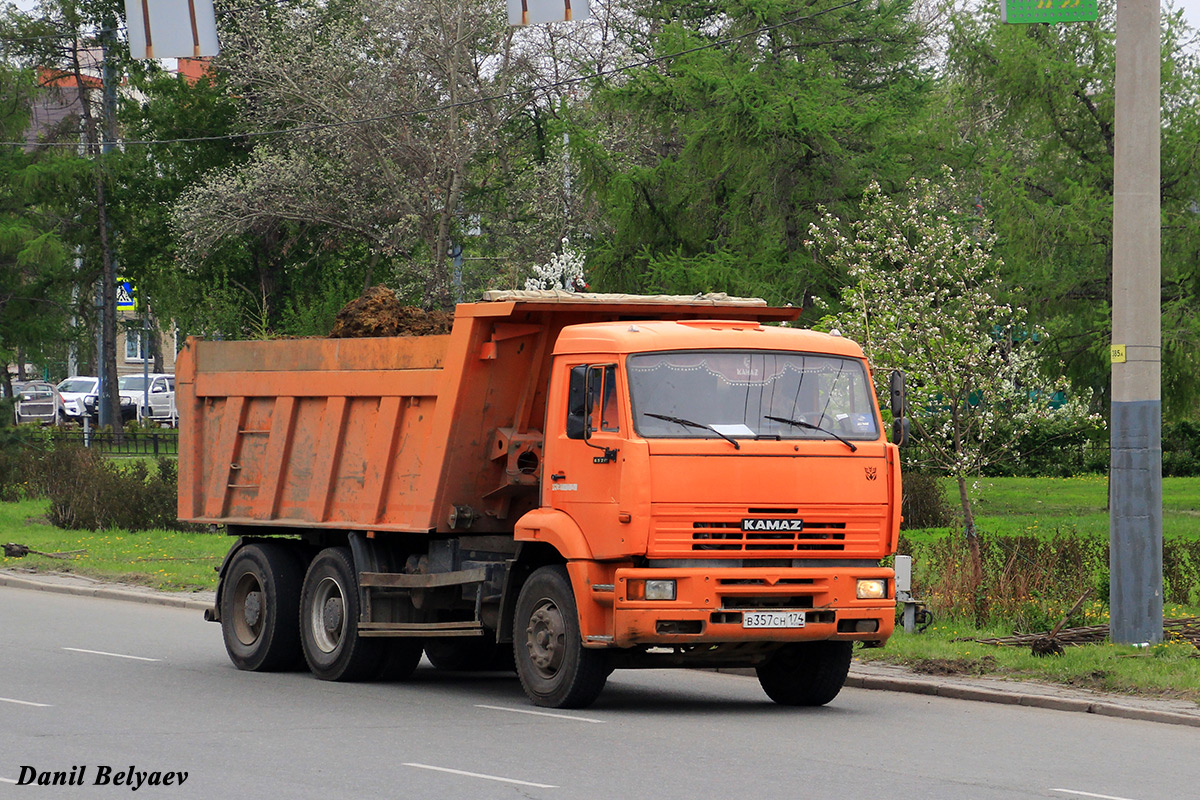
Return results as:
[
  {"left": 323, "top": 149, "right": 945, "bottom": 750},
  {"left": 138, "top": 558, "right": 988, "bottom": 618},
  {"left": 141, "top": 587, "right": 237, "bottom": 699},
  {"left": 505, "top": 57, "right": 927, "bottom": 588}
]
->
[{"left": 597, "top": 565, "right": 895, "bottom": 648}]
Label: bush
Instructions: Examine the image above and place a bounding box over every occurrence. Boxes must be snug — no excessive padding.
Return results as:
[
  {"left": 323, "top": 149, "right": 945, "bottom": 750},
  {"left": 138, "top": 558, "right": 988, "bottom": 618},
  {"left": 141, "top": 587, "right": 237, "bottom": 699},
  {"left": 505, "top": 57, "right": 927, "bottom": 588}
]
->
[
  {"left": 44, "top": 448, "right": 192, "bottom": 531},
  {"left": 901, "top": 531, "right": 1108, "bottom": 631},
  {"left": 1163, "top": 420, "right": 1200, "bottom": 477},
  {"left": 0, "top": 425, "right": 55, "bottom": 501},
  {"left": 901, "top": 471, "right": 954, "bottom": 530}
]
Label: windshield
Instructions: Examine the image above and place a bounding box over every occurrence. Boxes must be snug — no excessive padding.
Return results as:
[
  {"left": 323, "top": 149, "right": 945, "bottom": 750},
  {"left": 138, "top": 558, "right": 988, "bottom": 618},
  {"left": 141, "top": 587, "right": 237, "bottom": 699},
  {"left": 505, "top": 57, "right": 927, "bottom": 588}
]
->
[
  {"left": 58, "top": 378, "right": 97, "bottom": 394},
  {"left": 119, "top": 376, "right": 149, "bottom": 391},
  {"left": 628, "top": 350, "right": 880, "bottom": 441}
]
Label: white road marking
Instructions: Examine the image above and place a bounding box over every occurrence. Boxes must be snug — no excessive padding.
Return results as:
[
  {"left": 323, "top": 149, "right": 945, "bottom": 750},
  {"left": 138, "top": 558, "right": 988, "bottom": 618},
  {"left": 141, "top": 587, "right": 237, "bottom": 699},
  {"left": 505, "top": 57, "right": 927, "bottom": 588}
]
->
[
  {"left": 0, "top": 696, "right": 52, "bottom": 708},
  {"left": 63, "top": 647, "right": 161, "bottom": 662},
  {"left": 474, "top": 704, "right": 605, "bottom": 723},
  {"left": 403, "top": 763, "right": 558, "bottom": 789},
  {"left": 1051, "top": 790, "right": 1143, "bottom": 800}
]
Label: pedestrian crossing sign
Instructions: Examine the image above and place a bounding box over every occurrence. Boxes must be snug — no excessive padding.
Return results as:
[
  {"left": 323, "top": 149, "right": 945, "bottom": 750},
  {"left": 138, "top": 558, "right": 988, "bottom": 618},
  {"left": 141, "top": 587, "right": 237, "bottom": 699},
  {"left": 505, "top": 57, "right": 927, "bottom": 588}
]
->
[{"left": 116, "top": 279, "right": 138, "bottom": 311}]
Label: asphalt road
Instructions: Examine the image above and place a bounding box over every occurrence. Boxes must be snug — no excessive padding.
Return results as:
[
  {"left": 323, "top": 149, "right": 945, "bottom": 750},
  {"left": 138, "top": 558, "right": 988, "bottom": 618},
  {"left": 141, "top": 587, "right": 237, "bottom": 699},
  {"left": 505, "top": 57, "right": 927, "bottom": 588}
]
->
[{"left": 2, "top": 587, "right": 1196, "bottom": 799}]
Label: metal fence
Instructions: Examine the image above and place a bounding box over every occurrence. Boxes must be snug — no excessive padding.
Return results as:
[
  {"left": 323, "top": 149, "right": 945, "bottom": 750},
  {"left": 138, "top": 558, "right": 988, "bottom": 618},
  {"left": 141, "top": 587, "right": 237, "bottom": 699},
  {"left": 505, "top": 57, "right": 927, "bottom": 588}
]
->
[{"left": 51, "top": 429, "right": 179, "bottom": 457}]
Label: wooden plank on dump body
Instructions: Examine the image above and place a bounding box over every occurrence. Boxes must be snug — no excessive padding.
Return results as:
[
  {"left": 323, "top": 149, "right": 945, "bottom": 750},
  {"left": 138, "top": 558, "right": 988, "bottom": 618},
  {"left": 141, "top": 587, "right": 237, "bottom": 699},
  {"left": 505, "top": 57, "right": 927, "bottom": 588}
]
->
[
  {"left": 204, "top": 396, "right": 247, "bottom": 520},
  {"left": 306, "top": 396, "right": 349, "bottom": 523},
  {"left": 254, "top": 396, "right": 297, "bottom": 520}
]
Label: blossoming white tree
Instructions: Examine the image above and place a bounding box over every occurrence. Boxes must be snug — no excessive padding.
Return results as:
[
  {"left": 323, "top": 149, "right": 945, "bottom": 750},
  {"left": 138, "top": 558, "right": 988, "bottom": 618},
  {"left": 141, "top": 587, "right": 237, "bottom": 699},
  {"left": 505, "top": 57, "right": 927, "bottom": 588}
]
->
[
  {"left": 525, "top": 239, "right": 587, "bottom": 292},
  {"left": 808, "top": 173, "right": 1099, "bottom": 581}
]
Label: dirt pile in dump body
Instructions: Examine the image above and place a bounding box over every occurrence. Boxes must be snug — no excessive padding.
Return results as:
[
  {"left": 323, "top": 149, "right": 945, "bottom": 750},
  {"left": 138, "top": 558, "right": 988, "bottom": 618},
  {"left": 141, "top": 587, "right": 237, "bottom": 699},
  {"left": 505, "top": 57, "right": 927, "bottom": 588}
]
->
[{"left": 328, "top": 286, "right": 453, "bottom": 338}]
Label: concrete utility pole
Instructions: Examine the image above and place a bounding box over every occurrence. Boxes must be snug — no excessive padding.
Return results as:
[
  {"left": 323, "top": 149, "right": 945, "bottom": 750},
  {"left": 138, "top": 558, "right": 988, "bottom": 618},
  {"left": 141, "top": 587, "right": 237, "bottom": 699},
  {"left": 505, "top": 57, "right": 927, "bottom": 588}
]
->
[{"left": 1110, "top": 0, "right": 1163, "bottom": 644}]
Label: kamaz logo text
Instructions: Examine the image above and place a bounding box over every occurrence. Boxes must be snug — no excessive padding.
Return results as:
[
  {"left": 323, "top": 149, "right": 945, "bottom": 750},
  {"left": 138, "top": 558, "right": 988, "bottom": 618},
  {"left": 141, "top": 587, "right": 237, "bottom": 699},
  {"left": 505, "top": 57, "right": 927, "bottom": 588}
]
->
[{"left": 741, "top": 518, "right": 805, "bottom": 532}]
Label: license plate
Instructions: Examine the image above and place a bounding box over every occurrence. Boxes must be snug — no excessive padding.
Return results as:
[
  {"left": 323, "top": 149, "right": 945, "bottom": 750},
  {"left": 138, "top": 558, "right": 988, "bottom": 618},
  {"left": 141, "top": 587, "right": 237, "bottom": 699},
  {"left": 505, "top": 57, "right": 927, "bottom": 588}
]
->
[{"left": 742, "top": 611, "right": 806, "bottom": 629}]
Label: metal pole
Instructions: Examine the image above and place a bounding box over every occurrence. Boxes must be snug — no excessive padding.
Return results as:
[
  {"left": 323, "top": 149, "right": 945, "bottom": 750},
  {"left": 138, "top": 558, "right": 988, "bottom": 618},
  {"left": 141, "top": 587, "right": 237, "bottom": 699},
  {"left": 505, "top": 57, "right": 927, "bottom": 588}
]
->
[
  {"left": 142, "top": 310, "right": 149, "bottom": 424},
  {"left": 1110, "top": 0, "right": 1163, "bottom": 645}
]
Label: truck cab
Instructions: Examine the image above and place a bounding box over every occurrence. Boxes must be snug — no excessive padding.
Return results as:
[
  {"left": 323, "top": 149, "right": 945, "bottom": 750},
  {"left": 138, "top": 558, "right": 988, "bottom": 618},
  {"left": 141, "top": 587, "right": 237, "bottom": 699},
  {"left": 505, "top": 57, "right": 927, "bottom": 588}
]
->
[{"left": 512, "top": 320, "right": 898, "bottom": 704}]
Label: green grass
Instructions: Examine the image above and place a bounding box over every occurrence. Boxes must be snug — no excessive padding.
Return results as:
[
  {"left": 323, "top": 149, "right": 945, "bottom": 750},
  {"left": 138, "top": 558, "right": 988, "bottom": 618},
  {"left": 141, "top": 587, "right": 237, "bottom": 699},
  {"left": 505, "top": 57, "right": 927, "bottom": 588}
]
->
[
  {"left": 878, "top": 476, "right": 1200, "bottom": 703},
  {"left": 916, "top": 475, "right": 1200, "bottom": 540},
  {"left": 0, "top": 498, "right": 228, "bottom": 592},
  {"left": 857, "top": 620, "right": 1200, "bottom": 703}
]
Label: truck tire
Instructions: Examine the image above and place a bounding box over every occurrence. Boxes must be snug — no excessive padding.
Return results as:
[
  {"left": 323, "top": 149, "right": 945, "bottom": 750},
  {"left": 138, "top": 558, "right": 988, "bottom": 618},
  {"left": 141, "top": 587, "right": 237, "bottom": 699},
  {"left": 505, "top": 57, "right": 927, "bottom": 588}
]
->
[
  {"left": 425, "top": 639, "right": 514, "bottom": 672},
  {"left": 300, "top": 547, "right": 384, "bottom": 681},
  {"left": 514, "top": 565, "right": 609, "bottom": 709},
  {"left": 756, "top": 641, "right": 853, "bottom": 706},
  {"left": 220, "top": 542, "right": 304, "bottom": 672}
]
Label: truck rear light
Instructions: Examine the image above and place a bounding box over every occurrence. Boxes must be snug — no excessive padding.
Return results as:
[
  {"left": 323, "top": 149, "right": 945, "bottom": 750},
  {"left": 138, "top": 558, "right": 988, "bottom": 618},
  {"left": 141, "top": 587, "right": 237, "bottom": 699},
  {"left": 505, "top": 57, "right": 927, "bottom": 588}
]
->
[{"left": 627, "top": 579, "right": 676, "bottom": 601}]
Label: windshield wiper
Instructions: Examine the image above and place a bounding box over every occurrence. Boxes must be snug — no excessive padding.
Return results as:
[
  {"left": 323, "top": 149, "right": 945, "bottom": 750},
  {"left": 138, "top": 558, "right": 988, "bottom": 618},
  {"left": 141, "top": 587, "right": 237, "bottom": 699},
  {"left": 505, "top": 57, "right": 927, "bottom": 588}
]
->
[
  {"left": 763, "top": 415, "right": 857, "bottom": 452},
  {"left": 644, "top": 413, "right": 740, "bottom": 450}
]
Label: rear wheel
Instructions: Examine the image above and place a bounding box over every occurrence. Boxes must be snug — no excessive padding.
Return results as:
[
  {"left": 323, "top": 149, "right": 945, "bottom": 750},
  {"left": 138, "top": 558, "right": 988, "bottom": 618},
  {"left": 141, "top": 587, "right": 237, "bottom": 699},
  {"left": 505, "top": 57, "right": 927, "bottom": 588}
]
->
[
  {"left": 756, "top": 641, "right": 853, "bottom": 706},
  {"left": 514, "top": 566, "right": 609, "bottom": 709},
  {"left": 300, "top": 547, "right": 384, "bottom": 681},
  {"left": 220, "top": 542, "right": 303, "bottom": 672}
]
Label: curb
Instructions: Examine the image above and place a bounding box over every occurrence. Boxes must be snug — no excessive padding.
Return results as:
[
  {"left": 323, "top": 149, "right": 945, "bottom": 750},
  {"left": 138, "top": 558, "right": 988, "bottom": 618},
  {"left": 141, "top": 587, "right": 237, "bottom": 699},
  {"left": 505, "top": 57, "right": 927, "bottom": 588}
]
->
[
  {"left": 0, "top": 571, "right": 214, "bottom": 612},
  {"left": 843, "top": 672, "right": 1200, "bottom": 729},
  {"left": 5, "top": 570, "right": 1200, "bottom": 728}
]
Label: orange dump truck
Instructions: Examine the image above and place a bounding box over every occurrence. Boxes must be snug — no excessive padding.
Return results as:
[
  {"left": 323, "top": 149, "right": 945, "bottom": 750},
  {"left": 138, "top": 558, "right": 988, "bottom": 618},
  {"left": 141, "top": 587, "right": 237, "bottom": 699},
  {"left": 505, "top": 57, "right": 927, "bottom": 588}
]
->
[{"left": 179, "top": 291, "right": 901, "bottom": 708}]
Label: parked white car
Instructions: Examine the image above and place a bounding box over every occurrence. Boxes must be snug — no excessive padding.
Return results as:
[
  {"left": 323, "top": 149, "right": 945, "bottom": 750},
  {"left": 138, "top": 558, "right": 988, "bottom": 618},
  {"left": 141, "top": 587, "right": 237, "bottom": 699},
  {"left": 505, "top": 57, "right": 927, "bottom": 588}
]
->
[
  {"left": 56, "top": 376, "right": 99, "bottom": 419},
  {"left": 118, "top": 373, "right": 176, "bottom": 425}
]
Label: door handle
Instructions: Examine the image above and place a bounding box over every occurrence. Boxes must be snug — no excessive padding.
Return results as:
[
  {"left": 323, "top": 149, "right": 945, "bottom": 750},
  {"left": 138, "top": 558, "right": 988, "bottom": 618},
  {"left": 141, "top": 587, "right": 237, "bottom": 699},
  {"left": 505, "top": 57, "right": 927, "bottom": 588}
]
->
[{"left": 550, "top": 472, "right": 566, "bottom": 481}]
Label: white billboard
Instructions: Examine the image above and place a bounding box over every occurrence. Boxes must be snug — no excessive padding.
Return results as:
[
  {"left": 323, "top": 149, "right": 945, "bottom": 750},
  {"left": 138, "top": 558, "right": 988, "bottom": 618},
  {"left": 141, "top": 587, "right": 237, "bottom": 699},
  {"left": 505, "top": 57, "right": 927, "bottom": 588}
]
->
[
  {"left": 507, "top": 0, "right": 590, "bottom": 25},
  {"left": 125, "top": 0, "right": 219, "bottom": 60}
]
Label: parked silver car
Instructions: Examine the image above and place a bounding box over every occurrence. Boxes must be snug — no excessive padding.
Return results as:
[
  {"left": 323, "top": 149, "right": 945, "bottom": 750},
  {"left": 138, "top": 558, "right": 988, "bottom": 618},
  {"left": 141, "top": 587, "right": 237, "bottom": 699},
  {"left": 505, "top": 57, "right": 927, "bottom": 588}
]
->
[
  {"left": 118, "top": 373, "right": 177, "bottom": 425},
  {"left": 14, "top": 381, "right": 65, "bottom": 425}
]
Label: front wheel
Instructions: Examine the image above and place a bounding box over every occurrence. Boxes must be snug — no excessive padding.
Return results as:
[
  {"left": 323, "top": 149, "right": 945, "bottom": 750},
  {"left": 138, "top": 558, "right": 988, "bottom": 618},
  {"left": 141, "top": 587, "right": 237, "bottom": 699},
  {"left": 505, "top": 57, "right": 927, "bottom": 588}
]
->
[
  {"left": 300, "top": 547, "right": 384, "bottom": 681},
  {"left": 756, "top": 641, "right": 853, "bottom": 706},
  {"left": 513, "top": 565, "right": 609, "bottom": 709}
]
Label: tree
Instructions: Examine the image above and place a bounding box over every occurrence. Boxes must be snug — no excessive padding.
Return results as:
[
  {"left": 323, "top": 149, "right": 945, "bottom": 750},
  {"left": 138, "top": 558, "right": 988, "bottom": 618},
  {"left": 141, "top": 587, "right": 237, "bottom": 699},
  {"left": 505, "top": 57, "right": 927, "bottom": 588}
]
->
[
  {"left": 173, "top": 0, "right": 546, "bottom": 312},
  {"left": 573, "top": 0, "right": 937, "bottom": 303},
  {"left": 0, "top": 62, "right": 87, "bottom": 394},
  {"left": 809, "top": 173, "right": 1100, "bottom": 584},
  {"left": 2, "top": 0, "right": 130, "bottom": 433},
  {"left": 943, "top": 7, "right": 1200, "bottom": 418}
]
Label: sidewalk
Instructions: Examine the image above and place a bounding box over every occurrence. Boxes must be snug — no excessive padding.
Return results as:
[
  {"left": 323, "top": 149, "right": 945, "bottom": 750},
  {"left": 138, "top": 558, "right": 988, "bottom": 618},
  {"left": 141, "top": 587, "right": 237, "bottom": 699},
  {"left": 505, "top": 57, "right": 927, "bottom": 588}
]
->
[{"left": 5, "top": 567, "right": 1199, "bottom": 728}]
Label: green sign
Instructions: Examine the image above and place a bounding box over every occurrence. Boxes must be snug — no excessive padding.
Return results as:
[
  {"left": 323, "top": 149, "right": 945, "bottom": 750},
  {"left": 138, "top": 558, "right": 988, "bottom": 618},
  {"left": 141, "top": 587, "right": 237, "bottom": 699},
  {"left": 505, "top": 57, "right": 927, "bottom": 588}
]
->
[{"left": 1001, "top": 0, "right": 1098, "bottom": 23}]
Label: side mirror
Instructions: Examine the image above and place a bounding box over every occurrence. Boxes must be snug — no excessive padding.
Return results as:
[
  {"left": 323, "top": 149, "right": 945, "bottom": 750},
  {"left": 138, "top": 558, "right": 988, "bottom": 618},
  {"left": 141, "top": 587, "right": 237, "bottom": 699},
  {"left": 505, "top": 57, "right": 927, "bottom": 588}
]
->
[
  {"left": 889, "top": 371, "right": 909, "bottom": 447},
  {"left": 889, "top": 371, "right": 905, "bottom": 417}
]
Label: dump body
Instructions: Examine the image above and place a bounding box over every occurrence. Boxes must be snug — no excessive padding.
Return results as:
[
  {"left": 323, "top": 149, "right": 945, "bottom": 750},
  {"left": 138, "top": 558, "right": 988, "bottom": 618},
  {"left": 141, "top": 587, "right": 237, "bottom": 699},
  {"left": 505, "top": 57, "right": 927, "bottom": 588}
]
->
[
  {"left": 183, "top": 292, "right": 899, "bottom": 709},
  {"left": 178, "top": 294, "right": 796, "bottom": 535}
]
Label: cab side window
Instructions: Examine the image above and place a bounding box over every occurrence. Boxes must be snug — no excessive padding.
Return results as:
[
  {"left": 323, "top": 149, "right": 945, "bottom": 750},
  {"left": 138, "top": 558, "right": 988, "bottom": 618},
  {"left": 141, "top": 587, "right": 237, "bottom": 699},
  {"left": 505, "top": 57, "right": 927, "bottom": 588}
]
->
[
  {"left": 598, "top": 366, "right": 619, "bottom": 433},
  {"left": 567, "top": 364, "right": 619, "bottom": 438}
]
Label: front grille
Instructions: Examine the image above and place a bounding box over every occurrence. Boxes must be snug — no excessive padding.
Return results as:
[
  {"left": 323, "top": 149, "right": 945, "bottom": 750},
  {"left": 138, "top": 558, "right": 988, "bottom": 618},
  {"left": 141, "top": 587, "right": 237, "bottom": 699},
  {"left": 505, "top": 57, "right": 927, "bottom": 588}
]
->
[
  {"left": 692, "top": 521, "right": 846, "bottom": 552},
  {"left": 649, "top": 504, "right": 888, "bottom": 558}
]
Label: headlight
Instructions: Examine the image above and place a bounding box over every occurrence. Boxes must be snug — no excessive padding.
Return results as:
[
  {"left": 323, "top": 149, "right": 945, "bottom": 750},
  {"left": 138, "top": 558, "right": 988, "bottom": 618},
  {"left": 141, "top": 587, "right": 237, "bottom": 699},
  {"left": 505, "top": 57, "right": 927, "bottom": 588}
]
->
[
  {"left": 856, "top": 579, "right": 887, "bottom": 600},
  {"left": 627, "top": 579, "right": 677, "bottom": 601}
]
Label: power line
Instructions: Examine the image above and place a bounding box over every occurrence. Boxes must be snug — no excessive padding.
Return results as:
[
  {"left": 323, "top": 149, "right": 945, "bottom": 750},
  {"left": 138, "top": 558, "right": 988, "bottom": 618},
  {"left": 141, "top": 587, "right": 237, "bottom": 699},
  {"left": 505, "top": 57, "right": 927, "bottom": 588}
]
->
[{"left": 3, "top": 0, "right": 864, "bottom": 149}]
